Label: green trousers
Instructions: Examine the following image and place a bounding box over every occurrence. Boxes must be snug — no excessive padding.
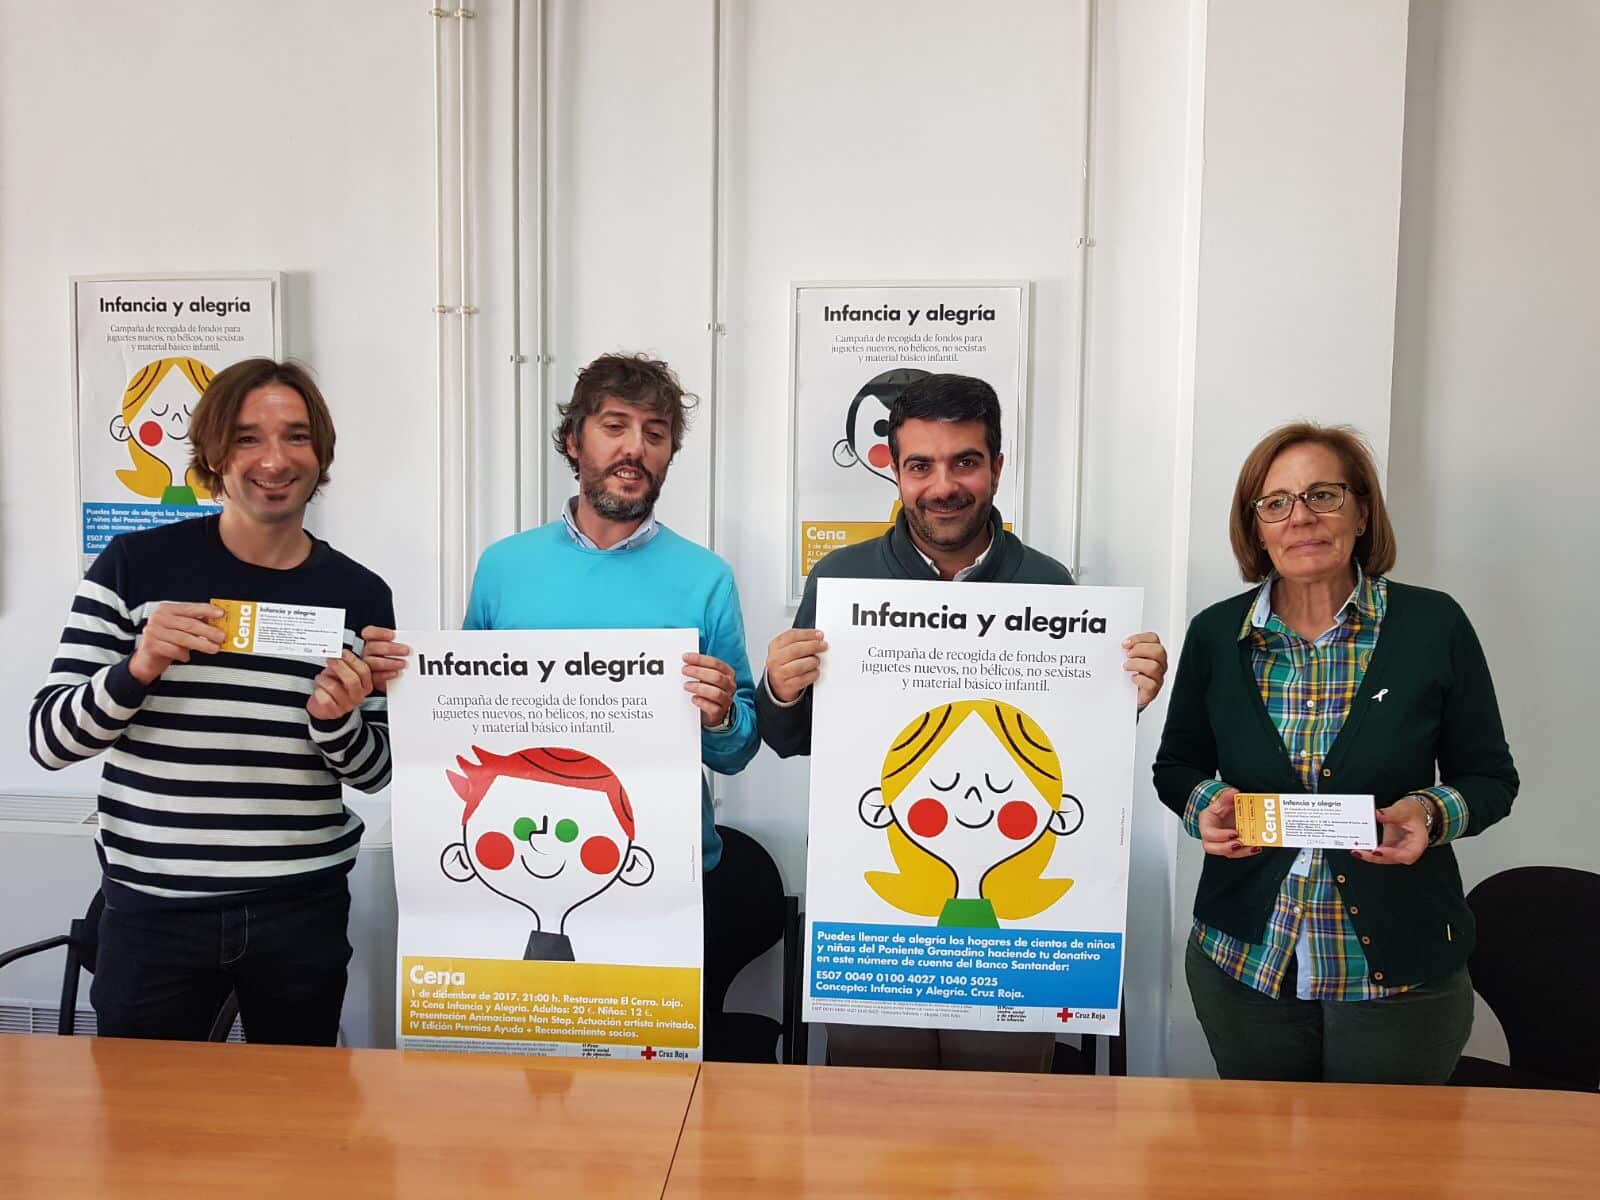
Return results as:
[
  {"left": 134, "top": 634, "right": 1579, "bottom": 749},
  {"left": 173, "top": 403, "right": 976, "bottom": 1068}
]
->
[{"left": 1185, "top": 939, "right": 1473, "bottom": 1085}]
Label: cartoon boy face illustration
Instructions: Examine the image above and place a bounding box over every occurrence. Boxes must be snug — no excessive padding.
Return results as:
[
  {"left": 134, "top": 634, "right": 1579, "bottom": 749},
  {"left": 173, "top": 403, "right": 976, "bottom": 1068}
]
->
[
  {"left": 832, "top": 367, "right": 930, "bottom": 483},
  {"left": 108, "top": 357, "right": 216, "bottom": 504},
  {"left": 442, "top": 746, "right": 654, "bottom": 959},
  {"left": 859, "top": 700, "right": 1083, "bottom": 929}
]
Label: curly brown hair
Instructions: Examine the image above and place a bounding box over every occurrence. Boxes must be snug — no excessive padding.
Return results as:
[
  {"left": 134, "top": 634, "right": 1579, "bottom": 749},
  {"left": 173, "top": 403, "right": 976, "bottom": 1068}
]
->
[{"left": 553, "top": 353, "right": 697, "bottom": 476}]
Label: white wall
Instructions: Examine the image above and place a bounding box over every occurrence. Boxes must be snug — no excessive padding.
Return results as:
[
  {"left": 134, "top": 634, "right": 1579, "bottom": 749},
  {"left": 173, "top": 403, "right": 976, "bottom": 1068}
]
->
[
  {"left": 1388, "top": 0, "right": 1600, "bottom": 1060},
  {"left": 0, "top": 0, "right": 440, "bottom": 806},
  {"left": 1166, "top": 0, "right": 1412, "bottom": 1078},
  {"left": 0, "top": 1, "right": 438, "bottom": 1016},
  {"left": 1083, "top": 0, "right": 1203, "bottom": 1078}
]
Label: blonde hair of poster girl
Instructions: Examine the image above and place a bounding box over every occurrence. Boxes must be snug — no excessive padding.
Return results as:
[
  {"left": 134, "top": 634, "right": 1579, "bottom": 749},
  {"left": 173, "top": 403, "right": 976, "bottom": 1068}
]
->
[
  {"left": 112, "top": 357, "right": 216, "bottom": 498},
  {"left": 865, "top": 699, "right": 1074, "bottom": 920}
]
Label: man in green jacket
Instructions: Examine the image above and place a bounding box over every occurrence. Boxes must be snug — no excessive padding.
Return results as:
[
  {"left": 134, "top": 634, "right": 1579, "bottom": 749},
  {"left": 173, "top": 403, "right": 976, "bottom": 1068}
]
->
[{"left": 757, "top": 372, "right": 1167, "bottom": 1070}]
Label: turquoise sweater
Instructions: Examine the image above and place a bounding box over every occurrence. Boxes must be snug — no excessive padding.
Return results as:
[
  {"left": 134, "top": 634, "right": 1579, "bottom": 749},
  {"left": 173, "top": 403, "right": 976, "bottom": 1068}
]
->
[{"left": 464, "top": 520, "right": 759, "bottom": 871}]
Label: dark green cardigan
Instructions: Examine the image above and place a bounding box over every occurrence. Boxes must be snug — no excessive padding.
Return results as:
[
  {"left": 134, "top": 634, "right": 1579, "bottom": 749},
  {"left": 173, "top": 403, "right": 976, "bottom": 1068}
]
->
[{"left": 1153, "top": 580, "right": 1518, "bottom": 986}]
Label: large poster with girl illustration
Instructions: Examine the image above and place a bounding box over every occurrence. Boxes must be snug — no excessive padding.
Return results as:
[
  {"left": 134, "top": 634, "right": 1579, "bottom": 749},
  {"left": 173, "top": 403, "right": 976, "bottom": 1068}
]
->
[
  {"left": 804, "top": 578, "right": 1142, "bottom": 1036},
  {"left": 73, "top": 274, "right": 279, "bottom": 560},
  {"left": 388, "top": 629, "right": 704, "bottom": 1061}
]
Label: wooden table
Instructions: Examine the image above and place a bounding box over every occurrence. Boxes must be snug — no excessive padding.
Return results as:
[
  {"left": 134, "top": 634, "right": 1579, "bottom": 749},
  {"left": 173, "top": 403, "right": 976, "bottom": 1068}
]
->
[
  {"left": 664, "top": 1061, "right": 1600, "bottom": 1197},
  {"left": 5, "top": 1036, "right": 1597, "bottom": 1197},
  {"left": 0, "top": 1034, "right": 698, "bottom": 1198}
]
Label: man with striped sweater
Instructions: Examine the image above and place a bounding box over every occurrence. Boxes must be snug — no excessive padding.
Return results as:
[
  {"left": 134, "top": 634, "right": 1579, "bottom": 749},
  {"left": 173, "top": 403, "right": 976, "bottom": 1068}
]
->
[{"left": 29, "top": 358, "right": 392, "bottom": 1045}]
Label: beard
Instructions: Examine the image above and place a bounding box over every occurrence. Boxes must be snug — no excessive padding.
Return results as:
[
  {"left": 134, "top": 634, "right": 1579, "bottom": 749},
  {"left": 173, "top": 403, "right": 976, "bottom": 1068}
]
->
[
  {"left": 579, "top": 457, "right": 663, "bottom": 522},
  {"left": 904, "top": 490, "right": 992, "bottom": 552}
]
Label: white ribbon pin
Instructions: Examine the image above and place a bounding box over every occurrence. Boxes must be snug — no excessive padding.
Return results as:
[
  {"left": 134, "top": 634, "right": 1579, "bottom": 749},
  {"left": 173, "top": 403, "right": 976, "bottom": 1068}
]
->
[{"left": 1373, "top": 688, "right": 1389, "bottom": 702}]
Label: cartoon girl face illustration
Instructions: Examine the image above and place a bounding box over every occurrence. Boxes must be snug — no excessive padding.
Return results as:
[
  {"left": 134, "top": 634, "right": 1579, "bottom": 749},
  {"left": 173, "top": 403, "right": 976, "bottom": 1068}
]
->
[
  {"left": 832, "top": 367, "right": 931, "bottom": 483},
  {"left": 859, "top": 700, "right": 1083, "bottom": 928},
  {"left": 108, "top": 357, "right": 216, "bottom": 503},
  {"left": 441, "top": 746, "right": 654, "bottom": 958}
]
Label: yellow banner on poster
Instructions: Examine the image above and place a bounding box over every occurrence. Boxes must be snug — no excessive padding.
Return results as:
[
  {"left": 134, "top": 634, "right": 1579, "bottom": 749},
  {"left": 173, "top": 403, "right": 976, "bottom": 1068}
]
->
[
  {"left": 799, "top": 519, "right": 1019, "bottom": 577},
  {"left": 400, "top": 956, "right": 701, "bottom": 1049},
  {"left": 799, "top": 521, "right": 892, "bottom": 575}
]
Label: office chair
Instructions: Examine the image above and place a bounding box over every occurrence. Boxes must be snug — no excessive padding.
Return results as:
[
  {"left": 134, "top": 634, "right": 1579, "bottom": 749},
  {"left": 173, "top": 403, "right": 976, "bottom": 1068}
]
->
[
  {"left": 0, "top": 890, "right": 239, "bottom": 1042},
  {"left": 704, "top": 824, "right": 802, "bottom": 1064},
  {"left": 1449, "top": 865, "right": 1600, "bottom": 1092}
]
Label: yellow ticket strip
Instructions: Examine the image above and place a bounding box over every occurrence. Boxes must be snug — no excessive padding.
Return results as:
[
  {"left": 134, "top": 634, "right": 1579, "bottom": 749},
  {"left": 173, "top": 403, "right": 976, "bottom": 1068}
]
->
[{"left": 401, "top": 956, "right": 701, "bottom": 1049}]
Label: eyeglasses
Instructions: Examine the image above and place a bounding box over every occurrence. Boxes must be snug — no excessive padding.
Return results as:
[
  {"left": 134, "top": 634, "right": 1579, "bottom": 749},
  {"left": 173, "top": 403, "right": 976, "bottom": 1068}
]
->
[{"left": 1251, "top": 482, "right": 1357, "bottom": 523}]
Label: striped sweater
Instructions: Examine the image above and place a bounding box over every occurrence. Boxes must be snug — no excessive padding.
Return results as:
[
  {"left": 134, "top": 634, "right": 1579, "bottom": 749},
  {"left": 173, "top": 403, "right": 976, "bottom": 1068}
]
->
[{"left": 28, "top": 515, "right": 393, "bottom": 909}]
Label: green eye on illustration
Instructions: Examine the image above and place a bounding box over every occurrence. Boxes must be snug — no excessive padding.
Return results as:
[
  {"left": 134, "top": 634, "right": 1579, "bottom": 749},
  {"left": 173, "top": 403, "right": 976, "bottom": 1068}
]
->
[
  {"left": 513, "top": 816, "right": 543, "bottom": 841},
  {"left": 555, "top": 818, "right": 580, "bottom": 843}
]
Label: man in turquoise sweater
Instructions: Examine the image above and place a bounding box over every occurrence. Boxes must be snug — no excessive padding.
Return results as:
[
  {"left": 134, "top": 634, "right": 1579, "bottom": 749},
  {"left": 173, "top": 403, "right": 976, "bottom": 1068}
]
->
[
  {"left": 371, "top": 352, "right": 758, "bottom": 871},
  {"left": 367, "top": 354, "right": 759, "bottom": 1057}
]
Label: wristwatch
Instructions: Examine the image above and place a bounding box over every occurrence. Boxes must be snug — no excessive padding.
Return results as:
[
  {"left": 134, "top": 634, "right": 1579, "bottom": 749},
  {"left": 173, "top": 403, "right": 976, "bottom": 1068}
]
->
[{"left": 1409, "top": 794, "right": 1438, "bottom": 844}]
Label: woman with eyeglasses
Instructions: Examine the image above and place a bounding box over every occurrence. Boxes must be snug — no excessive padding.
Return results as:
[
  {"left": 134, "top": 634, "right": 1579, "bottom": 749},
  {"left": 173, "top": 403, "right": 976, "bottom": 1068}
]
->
[{"left": 1153, "top": 422, "right": 1517, "bottom": 1084}]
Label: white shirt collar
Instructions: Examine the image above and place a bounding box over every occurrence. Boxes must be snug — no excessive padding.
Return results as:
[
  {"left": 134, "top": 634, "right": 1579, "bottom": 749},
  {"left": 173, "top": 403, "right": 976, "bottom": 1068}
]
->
[
  {"left": 914, "top": 527, "right": 995, "bottom": 582},
  {"left": 561, "top": 497, "right": 660, "bottom": 552},
  {"left": 1250, "top": 563, "right": 1366, "bottom": 630}
]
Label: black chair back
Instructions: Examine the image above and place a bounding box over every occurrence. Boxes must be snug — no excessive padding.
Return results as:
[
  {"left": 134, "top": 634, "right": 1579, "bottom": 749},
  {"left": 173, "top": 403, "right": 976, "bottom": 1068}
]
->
[
  {"left": 58, "top": 891, "right": 106, "bottom": 1034},
  {"left": 1465, "top": 865, "right": 1600, "bottom": 1090},
  {"left": 704, "top": 824, "right": 795, "bottom": 1063},
  {"left": 0, "top": 891, "right": 104, "bottom": 1036}
]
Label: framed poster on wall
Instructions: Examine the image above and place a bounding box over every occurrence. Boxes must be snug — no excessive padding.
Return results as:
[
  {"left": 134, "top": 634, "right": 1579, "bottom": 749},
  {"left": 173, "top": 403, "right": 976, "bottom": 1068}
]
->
[
  {"left": 71, "top": 272, "right": 282, "bottom": 563},
  {"left": 787, "top": 280, "right": 1031, "bottom": 606}
]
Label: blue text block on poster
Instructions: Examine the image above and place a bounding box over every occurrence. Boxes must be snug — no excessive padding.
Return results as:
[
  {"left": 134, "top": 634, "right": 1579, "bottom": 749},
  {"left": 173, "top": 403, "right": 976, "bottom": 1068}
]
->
[
  {"left": 82, "top": 503, "right": 211, "bottom": 555},
  {"left": 809, "top": 921, "right": 1123, "bottom": 1009}
]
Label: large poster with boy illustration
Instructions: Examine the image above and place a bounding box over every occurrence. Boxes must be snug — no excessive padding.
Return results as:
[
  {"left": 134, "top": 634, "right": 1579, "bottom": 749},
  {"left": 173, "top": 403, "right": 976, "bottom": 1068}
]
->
[
  {"left": 804, "top": 578, "right": 1142, "bottom": 1036},
  {"left": 73, "top": 274, "right": 279, "bottom": 560},
  {"left": 389, "top": 629, "right": 704, "bottom": 1061}
]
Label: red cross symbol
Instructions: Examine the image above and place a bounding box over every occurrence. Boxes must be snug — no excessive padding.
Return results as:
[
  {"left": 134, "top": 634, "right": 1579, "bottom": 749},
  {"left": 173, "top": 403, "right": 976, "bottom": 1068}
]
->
[
  {"left": 1056, "top": 1008, "right": 1073, "bottom": 1023},
  {"left": 641, "top": 1046, "right": 657, "bottom": 1061}
]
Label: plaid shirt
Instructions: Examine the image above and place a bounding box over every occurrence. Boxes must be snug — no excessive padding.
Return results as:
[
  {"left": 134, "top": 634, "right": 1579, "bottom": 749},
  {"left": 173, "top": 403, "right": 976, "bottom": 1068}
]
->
[{"left": 1183, "top": 571, "right": 1468, "bottom": 1000}]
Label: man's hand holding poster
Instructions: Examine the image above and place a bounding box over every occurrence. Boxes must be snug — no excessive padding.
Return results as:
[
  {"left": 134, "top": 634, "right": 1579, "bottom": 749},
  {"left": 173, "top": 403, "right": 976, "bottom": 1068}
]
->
[
  {"left": 804, "top": 579, "right": 1142, "bottom": 1035},
  {"left": 388, "top": 629, "right": 703, "bottom": 1061}
]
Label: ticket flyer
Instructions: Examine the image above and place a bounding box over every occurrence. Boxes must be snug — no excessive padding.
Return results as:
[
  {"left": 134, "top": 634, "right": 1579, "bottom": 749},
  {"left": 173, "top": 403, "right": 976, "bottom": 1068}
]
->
[
  {"left": 1232, "top": 793, "right": 1378, "bottom": 850},
  {"left": 210, "top": 598, "right": 345, "bottom": 658}
]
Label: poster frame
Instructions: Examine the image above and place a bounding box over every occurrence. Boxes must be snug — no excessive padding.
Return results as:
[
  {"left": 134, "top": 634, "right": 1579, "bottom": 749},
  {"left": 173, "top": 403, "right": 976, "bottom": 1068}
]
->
[
  {"left": 69, "top": 270, "right": 284, "bottom": 568},
  {"left": 786, "top": 279, "right": 1033, "bottom": 608}
]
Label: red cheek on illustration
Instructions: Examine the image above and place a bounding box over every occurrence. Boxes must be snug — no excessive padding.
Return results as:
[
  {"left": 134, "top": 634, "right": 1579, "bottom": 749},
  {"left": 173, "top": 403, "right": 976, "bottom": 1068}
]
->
[
  {"left": 580, "top": 836, "right": 621, "bottom": 876},
  {"left": 998, "top": 801, "right": 1039, "bottom": 841},
  {"left": 139, "top": 421, "right": 163, "bottom": 447},
  {"left": 906, "top": 798, "right": 948, "bottom": 838},
  {"left": 475, "top": 831, "right": 514, "bottom": 871},
  {"left": 867, "top": 443, "right": 893, "bottom": 470}
]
